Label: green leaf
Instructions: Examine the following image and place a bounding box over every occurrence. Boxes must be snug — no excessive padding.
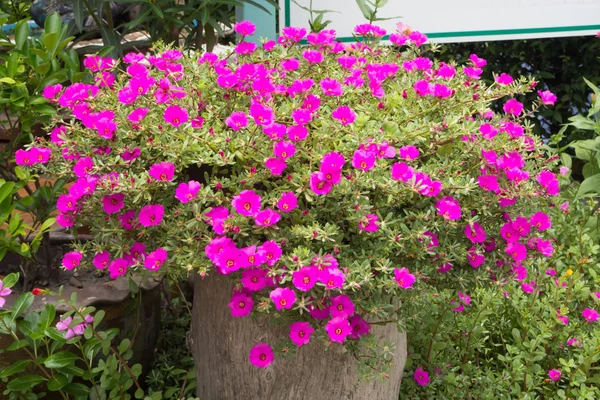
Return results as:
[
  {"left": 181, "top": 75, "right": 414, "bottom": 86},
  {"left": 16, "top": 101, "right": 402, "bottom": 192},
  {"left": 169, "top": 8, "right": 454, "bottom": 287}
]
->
[
  {"left": 47, "top": 374, "right": 69, "bottom": 391},
  {"left": 7, "top": 339, "right": 29, "bottom": 351},
  {"left": 40, "top": 217, "right": 56, "bottom": 233},
  {"left": 44, "top": 12, "right": 62, "bottom": 35},
  {"left": 576, "top": 173, "right": 600, "bottom": 198},
  {"left": 511, "top": 328, "right": 522, "bottom": 347},
  {"left": 72, "top": 0, "right": 85, "bottom": 32},
  {"left": 135, "top": 388, "right": 145, "bottom": 398},
  {"left": 355, "top": 0, "right": 373, "bottom": 20},
  {"left": 43, "top": 351, "right": 80, "bottom": 368},
  {"left": 93, "top": 310, "right": 105, "bottom": 329},
  {"left": 0, "top": 359, "right": 30, "bottom": 378},
  {"left": 33, "top": 104, "right": 56, "bottom": 116},
  {"left": 11, "top": 292, "right": 34, "bottom": 322},
  {"left": 14, "top": 166, "right": 29, "bottom": 181},
  {"left": 39, "top": 304, "right": 56, "bottom": 332},
  {"left": 0, "top": 77, "right": 16, "bottom": 84},
  {"left": 0, "top": 181, "right": 15, "bottom": 205},
  {"left": 7, "top": 374, "right": 46, "bottom": 392},
  {"left": 1, "top": 272, "right": 19, "bottom": 289},
  {"left": 117, "top": 338, "right": 131, "bottom": 353},
  {"left": 62, "top": 382, "right": 91, "bottom": 396},
  {"left": 15, "top": 19, "right": 30, "bottom": 50}
]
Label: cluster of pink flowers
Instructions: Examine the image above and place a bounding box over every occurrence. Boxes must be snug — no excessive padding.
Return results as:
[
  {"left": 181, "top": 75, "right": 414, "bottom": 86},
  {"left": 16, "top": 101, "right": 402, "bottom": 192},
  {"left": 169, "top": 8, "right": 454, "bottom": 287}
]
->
[
  {"left": 0, "top": 279, "right": 12, "bottom": 308},
  {"left": 56, "top": 313, "right": 94, "bottom": 339}
]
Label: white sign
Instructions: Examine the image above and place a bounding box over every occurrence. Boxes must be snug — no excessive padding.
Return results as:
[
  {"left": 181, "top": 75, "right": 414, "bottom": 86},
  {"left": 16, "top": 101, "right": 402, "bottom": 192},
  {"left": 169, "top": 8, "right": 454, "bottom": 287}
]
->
[{"left": 281, "top": 0, "right": 600, "bottom": 42}]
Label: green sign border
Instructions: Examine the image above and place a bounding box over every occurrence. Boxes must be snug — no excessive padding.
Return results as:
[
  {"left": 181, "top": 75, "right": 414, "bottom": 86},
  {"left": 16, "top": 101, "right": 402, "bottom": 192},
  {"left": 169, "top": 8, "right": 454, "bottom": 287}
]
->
[{"left": 283, "top": 0, "right": 600, "bottom": 41}]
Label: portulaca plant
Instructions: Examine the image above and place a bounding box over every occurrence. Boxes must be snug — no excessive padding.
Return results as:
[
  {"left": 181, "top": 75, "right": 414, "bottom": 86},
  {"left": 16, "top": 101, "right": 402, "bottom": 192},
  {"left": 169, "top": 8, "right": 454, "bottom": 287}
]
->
[{"left": 20, "top": 21, "right": 569, "bottom": 379}]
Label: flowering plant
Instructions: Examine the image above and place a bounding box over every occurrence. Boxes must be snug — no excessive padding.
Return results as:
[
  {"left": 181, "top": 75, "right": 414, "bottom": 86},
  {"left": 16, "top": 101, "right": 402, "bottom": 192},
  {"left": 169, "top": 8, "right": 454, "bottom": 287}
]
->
[{"left": 25, "top": 21, "right": 567, "bottom": 378}]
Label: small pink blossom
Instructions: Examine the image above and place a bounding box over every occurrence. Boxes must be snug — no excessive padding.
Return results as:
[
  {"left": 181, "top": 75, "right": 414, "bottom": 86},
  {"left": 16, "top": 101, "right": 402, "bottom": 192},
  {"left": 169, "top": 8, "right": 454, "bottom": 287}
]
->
[
  {"left": 582, "top": 308, "right": 599, "bottom": 322},
  {"left": 277, "top": 192, "right": 298, "bottom": 212},
  {"left": 248, "top": 343, "right": 273, "bottom": 368},
  {"left": 324, "top": 317, "right": 352, "bottom": 343},
  {"left": 138, "top": 204, "right": 164, "bottom": 227},
  {"left": 394, "top": 267, "right": 416, "bottom": 289},
  {"left": 149, "top": 162, "right": 175, "bottom": 181},
  {"left": 144, "top": 248, "right": 167, "bottom": 271},
  {"left": 232, "top": 190, "right": 262, "bottom": 216},
  {"left": 255, "top": 209, "right": 281, "bottom": 227},
  {"left": 175, "top": 181, "right": 201, "bottom": 203},
  {"left": 226, "top": 112, "right": 249, "bottom": 131},
  {"left": 331, "top": 106, "right": 356, "bottom": 125},
  {"left": 163, "top": 105, "right": 188, "bottom": 127},
  {"left": 548, "top": 369, "right": 561, "bottom": 381},
  {"left": 270, "top": 287, "right": 297, "bottom": 310},
  {"left": 538, "top": 90, "right": 557, "bottom": 105},
  {"left": 414, "top": 367, "right": 430, "bottom": 386},
  {"left": 289, "top": 322, "right": 314, "bottom": 347},
  {"left": 229, "top": 292, "right": 254, "bottom": 317}
]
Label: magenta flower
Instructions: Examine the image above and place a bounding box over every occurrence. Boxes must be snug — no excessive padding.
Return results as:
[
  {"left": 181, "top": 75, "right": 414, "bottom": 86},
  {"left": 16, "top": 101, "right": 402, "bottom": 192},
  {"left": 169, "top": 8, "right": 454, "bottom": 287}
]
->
[
  {"left": 250, "top": 103, "right": 274, "bottom": 126},
  {"left": 506, "top": 242, "right": 527, "bottom": 261},
  {"left": 234, "top": 20, "right": 256, "bottom": 36},
  {"left": 320, "top": 78, "right": 343, "bottom": 96},
  {"left": 281, "top": 58, "right": 300, "bottom": 71},
  {"left": 536, "top": 239, "right": 554, "bottom": 257},
  {"left": 263, "top": 123, "right": 287, "bottom": 139},
  {"left": 289, "top": 321, "right": 315, "bottom": 347},
  {"left": 232, "top": 190, "right": 262, "bottom": 216},
  {"left": 413, "top": 80, "right": 432, "bottom": 96},
  {"left": 265, "top": 158, "right": 287, "bottom": 175},
  {"left": 229, "top": 292, "right": 254, "bottom": 317},
  {"left": 287, "top": 125, "right": 309, "bottom": 142},
  {"left": 118, "top": 210, "right": 136, "bottom": 230},
  {"left": 291, "top": 108, "right": 313, "bottom": 125},
  {"left": 496, "top": 73, "right": 514, "bottom": 85},
  {"left": 43, "top": 83, "right": 63, "bottom": 100},
  {"left": 258, "top": 241, "right": 282, "bottom": 266},
  {"left": 241, "top": 268, "right": 267, "bottom": 292},
  {"left": 216, "top": 247, "right": 246, "bottom": 274},
  {"left": 270, "top": 287, "right": 297, "bottom": 311},
  {"left": 331, "top": 106, "right": 356, "bottom": 125},
  {"left": 310, "top": 172, "right": 333, "bottom": 195},
  {"left": 175, "top": 180, "right": 201, "bottom": 203},
  {"left": 235, "top": 42, "right": 257, "bottom": 55},
  {"left": 348, "top": 314, "right": 371, "bottom": 339},
  {"left": 320, "top": 269, "right": 345, "bottom": 289},
  {"left": 139, "top": 204, "right": 164, "bottom": 227},
  {"left": 464, "top": 222, "right": 487, "bottom": 243},
  {"left": 144, "top": 248, "right": 167, "bottom": 271},
  {"left": 225, "top": 112, "right": 248, "bottom": 131},
  {"left": 324, "top": 317, "right": 352, "bottom": 343},
  {"left": 512, "top": 216, "right": 531, "bottom": 237},
  {"left": 330, "top": 295, "right": 355, "bottom": 319},
  {"left": 102, "top": 193, "right": 125, "bottom": 214},
  {"left": 149, "top": 162, "right": 175, "bottom": 181},
  {"left": 241, "top": 246, "right": 265, "bottom": 267},
  {"left": 255, "top": 209, "right": 281, "bottom": 227},
  {"left": 582, "top": 308, "right": 599, "bottom": 322},
  {"left": 292, "top": 266, "right": 319, "bottom": 291},
  {"left": 435, "top": 196, "right": 462, "bottom": 220},
  {"left": 359, "top": 214, "right": 379, "bottom": 232},
  {"left": 414, "top": 367, "right": 430, "bottom": 386},
  {"left": 394, "top": 267, "right": 416, "bottom": 289},
  {"left": 128, "top": 107, "right": 149, "bottom": 123},
  {"left": 548, "top": 369, "right": 561, "bottom": 381},
  {"left": 478, "top": 175, "right": 500, "bottom": 192},
  {"left": 108, "top": 258, "right": 129, "bottom": 279},
  {"left": 248, "top": 343, "right": 273, "bottom": 368},
  {"left": 467, "top": 247, "right": 485, "bottom": 268},
  {"left": 399, "top": 145, "right": 419, "bottom": 160},
  {"left": 321, "top": 152, "right": 345, "bottom": 173},
  {"left": 503, "top": 99, "right": 524, "bottom": 116},
  {"left": 302, "top": 49, "right": 324, "bottom": 63},
  {"left": 391, "top": 162, "right": 414, "bottom": 182},
  {"left": 479, "top": 123, "right": 498, "bottom": 140},
  {"left": 273, "top": 141, "right": 296, "bottom": 160},
  {"left": 352, "top": 150, "right": 376, "bottom": 171},
  {"left": 92, "top": 251, "right": 110, "bottom": 270},
  {"left": 163, "top": 105, "right": 188, "bottom": 127},
  {"left": 204, "top": 236, "right": 236, "bottom": 262},
  {"left": 538, "top": 90, "right": 557, "bottom": 105},
  {"left": 73, "top": 157, "right": 93, "bottom": 178},
  {"left": 277, "top": 192, "right": 298, "bottom": 213},
  {"left": 568, "top": 337, "right": 581, "bottom": 347}
]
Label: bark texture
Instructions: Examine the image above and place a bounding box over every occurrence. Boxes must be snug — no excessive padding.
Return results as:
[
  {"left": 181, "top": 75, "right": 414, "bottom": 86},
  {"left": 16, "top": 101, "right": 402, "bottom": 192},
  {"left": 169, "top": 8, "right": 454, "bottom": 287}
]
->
[{"left": 191, "top": 274, "right": 407, "bottom": 400}]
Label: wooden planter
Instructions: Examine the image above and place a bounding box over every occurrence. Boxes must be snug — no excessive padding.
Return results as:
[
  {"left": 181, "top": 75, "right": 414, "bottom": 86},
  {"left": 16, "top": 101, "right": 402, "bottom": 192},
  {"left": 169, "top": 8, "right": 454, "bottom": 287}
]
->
[{"left": 190, "top": 274, "right": 407, "bottom": 400}]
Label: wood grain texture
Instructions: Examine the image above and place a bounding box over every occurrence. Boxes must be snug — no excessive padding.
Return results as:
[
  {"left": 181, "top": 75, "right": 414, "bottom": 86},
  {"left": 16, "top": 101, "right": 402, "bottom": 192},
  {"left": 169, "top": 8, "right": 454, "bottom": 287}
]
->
[{"left": 191, "top": 274, "right": 407, "bottom": 400}]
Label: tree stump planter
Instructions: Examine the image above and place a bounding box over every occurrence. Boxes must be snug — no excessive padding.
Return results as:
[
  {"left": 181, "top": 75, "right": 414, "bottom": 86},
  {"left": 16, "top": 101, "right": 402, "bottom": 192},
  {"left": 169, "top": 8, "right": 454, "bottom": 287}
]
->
[{"left": 191, "top": 274, "right": 407, "bottom": 400}]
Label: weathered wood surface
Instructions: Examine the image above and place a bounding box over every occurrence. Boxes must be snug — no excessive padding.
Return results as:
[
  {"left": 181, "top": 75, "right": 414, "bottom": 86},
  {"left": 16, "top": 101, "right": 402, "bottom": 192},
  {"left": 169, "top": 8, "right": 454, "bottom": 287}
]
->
[{"left": 191, "top": 274, "right": 407, "bottom": 400}]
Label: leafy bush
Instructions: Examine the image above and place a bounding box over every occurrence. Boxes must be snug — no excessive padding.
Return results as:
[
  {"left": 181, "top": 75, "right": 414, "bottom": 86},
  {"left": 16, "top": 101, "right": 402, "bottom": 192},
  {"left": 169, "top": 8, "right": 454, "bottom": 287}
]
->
[{"left": 18, "top": 20, "right": 595, "bottom": 396}]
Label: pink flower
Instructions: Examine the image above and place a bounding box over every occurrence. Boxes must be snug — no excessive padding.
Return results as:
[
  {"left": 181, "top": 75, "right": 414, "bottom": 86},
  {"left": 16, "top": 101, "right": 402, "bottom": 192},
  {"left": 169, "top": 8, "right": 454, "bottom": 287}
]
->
[
  {"left": 277, "top": 192, "right": 298, "bottom": 212},
  {"left": 521, "top": 281, "right": 535, "bottom": 293},
  {"left": 102, "top": 193, "right": 125, "bottom": 214},
  {"left": 559, "top": 166, "right": 570, "bottom": 176},
  {"left": 232, "top": 190, "right": 262, "bottom": 216},
  {"left": 287, "top": 125, "right": 309, "bottom": 142},
  {"left": 503, "top": 99, "right": 524, "bottom": 116},
  {"left": 582, "top": 308, "right": 599, "bottom": 322},
  {"left": 435, "top": 196, "right": 462, "bottom": 220},
  {"left": 548, "top": 369, "right": 561, "bottom": 381},
  {"left": 270, "top": 287, "right": 296, "bottom": 310},
  {"left": 225, "top": 112, "right": 248, "bottom": 131},
  {"left": 478, "top": 175, "right": 500, "bottom": 192},
  {"left": 93, "top": 251, "right": 111, "bottom": 269},
  {"left": 293, "top": 266, "right": 319, "bottom": 291},
  {"left": 118, "top": 210, "right": 136, "bottom": 230},
  {"left": 479, "top": 123, "right": 498, "bottom": 140},
  {"left": 273, "top": 141, "right": 296, "bottom": 160},
  {"left": 302, "top": 49, "right": 324, "bottom": 63},
  {"left": 62, "top": 251, "right": 82, "bottom": 270},
  {"left": 467, "top": 247, "right": 485, "bottom": 268},
  {"left": 145, "top": 248, "right": 167, "bottom": 271},
  {"left": 122, "top": 148, "right": 141, "bottom": 163},
  {"left": 281, "top": 58, "right": 300, "bottom": 71},
  {"left": 496, "top": 73, "right": 514, "bottom": 85},
  {"left": 138, "top": 204, "right": 164, "bottom": 227},
  {"left": 557, "top": 312, "right": 569, "bottom": 325},
  {"left": 413, "top": 80, "right": 432, "bottom": 96},
  {"left": 249, "top": 103, "right": 274, "bottom": 126},
  {"left": 43, "top": 84, "right": 63, "bottom": 100},
  {"left": 414, "top": 367, "right": 430, "bottom": 386},
  {"left": 324, "top": 317, "right": 352, "bottom": 343},
  {"left": 409, "top": 31, "right": 427, "bottom": 46},
  {"left": 567, "top": 337, "right": 581, "bottom": 347},
  {"left": 235, "top": 42, "right": 257, "bottom": 55},
  {"left": 330, "top": 295, "right": 355, "bottom": 319},
  {"left": 391, "top": 162, "right": 414, "bottom": 182},
  {"left": 348, "top": 314, "right": 371, "bottom": 339},
  {"left": 291, "top": 108, "right": 313, "bottom": 125},
  {"left": 255, "top": 209, "right": 281, "bottom": 227},
  {"left": 464, "top": 222, "right": 486, "bottom": 243},
  {"left": 538, "top": 90, "right": 557, "bottom": 105},
  {"left": 469, "top": 54, "right": 487, "bottom": 67},
  {"left": 310, "top": 172, "right": 333, "bottom": 195},
  {"left": 464, "top": 67, "right": 483, "bottom": 80},
  {"left": 320, "top": 78, "right": 343, "bottom": 96},
  {"left": 394, "top": 267, "right": 416, "bottom": 289},
  {"left": 320, "top": 269, "right": 345, "bottom": 289},
  {"left": 149, "top": 162, "right": 175, "bottom": 181},
  {"left": 399, "top": 146, "right": 419, "bottom": 160},
  {"left": 536, "top": 239, "right": 554, "bottom": 257},
  {"left": 234, "top": 20, "right": 256, "bottom": 36},
  {"left": 163, "top": 105, "right": 188, "bottom": 127},
  {"left": 215, "top": 247, "right": 247, "bottom": 274},
  {"left": 248, "top": 343, "right": 273, "bottom": 368},
  {"left": 560, "top": 201, "right": 570, "bottom": 213},
  {"left": 265, "top": 158, "right": 287, "bottom": 175},
  {"left": 359, "top": 214, "right": 379, "bottom": 232},
  {"left": 241, "top": 268, "right": 267, "bottom": 292},
  {"left": 229, "top": 292, "right": 254, "bottom": 317},
  {"left": 204, "top": 236, "right": 236, "bottom": 262},
  {"left": 529, "top": 211, "right": 551, "bottom": 230},
  {"left": 108, "top": 258, "right": 129, "bottom": 279},
  {"left": 289, "top": 321, "right": 314, "bottom": 347},
  {"left": 258, "top": 241, "right": 282, "bottom": 266},
  {"left": 352, "top": 150, "right": 376, "bottom": 171},
  {"left": 331, "top": 106, "right": 356, "bottom": 125},
  {"left": 506, "top": 242, "right": 527, "bottom": 261},
  {"left": 512, "top": 216, "right": 531, "bottom": 237},
  {"left": 175, "top": 180, "right": 201, "bottom": 203}
]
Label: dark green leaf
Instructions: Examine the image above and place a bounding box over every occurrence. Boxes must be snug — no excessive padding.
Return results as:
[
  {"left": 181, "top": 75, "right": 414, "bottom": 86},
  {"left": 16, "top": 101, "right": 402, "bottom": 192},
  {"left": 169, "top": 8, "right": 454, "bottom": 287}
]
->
[
  {"left": 7, "top": 374, "right": 46, "bottom": 392},
  {"left": 15, "top": 19, "right": 30, "bottom": 50},
  {"left": 47, "top": 374, "right": 69, "bottom": 391},
  {"left": 576, "top": 173, "right": 600, "bottom": 198},
  {"left": 63, "top": 382, "right": 91, "bottom": 396},
  {"left": 43, "top": 351, "right": 80, "bottom": 368},
  {"left": 0, "top": 359, "right": 30, "bottom": 378},
  {"left": 44, "top": 12, "right": 62, "bottom": 35},
  {"left": 11, "top": 292, "right": 34, "bottom": 322}
]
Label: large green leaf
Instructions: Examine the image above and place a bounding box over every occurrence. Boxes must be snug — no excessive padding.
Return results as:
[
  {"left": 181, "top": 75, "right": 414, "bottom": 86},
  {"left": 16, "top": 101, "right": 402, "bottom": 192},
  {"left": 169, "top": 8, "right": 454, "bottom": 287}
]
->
[
  {"left": 7, "top": 374, "right": 46, "bottom": 392},
  {"left": 0, "top": 359, "right": 30, "bottom": 378},
  {"left": 576, "top": 173, "right": 600, "bottom": 198},
  {"left": 47, "top": 374, "right": 69, "bottom": 391},
  {"left": 14, "top": 19, "right": 30, "bottom": 50},
  {"left": 0, "top": 181, "right": 15, "bottom": 204},
  {"left": 10, "top": 292, "right": 34, "bottom": 322},
  {"left": 43, "top": 351, "right": 80, "bottom": 368},
  {"left": 44, "top": 12, "right": 62, "bottom": 35}
]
